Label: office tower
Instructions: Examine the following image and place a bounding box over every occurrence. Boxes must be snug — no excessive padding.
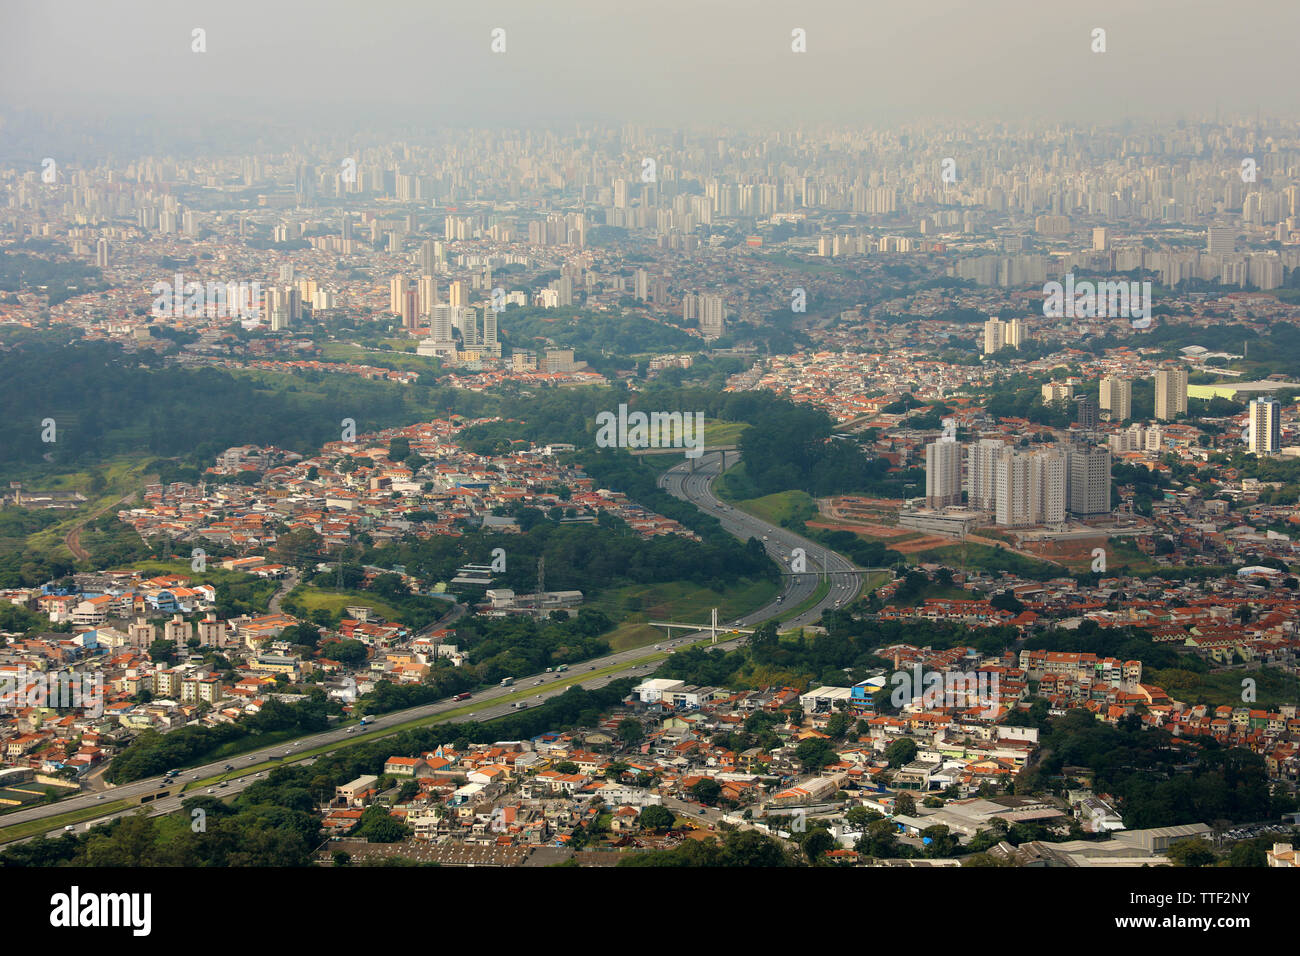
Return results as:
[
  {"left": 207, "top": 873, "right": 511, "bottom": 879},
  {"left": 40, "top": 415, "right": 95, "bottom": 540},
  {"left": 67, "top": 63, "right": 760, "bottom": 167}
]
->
[
  {"left": 1249, "top": 398, "right": 1281, "bottom": 455},
  {"left": 390, "top": 275, "right": 408, "bottom": 315},
  {"left": 1075, "top": 395, "right": 1099, "bottom": 431},
  {"left": 1099, "top": 375, "right": 1132, "bottom": 422},
  {"left": 556, "top": 276, "right": 573, "bottom": 307},
  {"left": 1092, "top": 227, "right": 1109, "bottom": 252},
  {"left": 448, "top": 280, "right": 469, "bottom": 307},
  {"left": 634, "top": 269, "right": 649, "bottom": 302},
  {"left": 95, "top": 238, "right": 109, "bottom": 268},
  {"left": 417, "top": 275, "right": 437, "bottom": 317},
  {"left": 1207, "top": 226, "right": 1235, "bottom": 256},
  {"left": 279, "top": 264, "right": 295, "bottom": 283},
  {"left": 482, "top": 307, "right": 499, "bottom": 352},
  {"left": 967, "top": 438, "right": 1004, "bottom": 511},
  {"left": 419, "top": 239, "right": 437, "bottom": 275},
  {"left": 925, "top": 438, "right": 962, "bottom": 508},
  {"left": 700, "top": 295, "right": 726, "bottom": 339},
  {"left": 342, "top": 216, "right": 353, "bottom": 241},
  {"left": 1154, "top": 366, "right": 1188, "bottom": 421},
  {"left": 1066, "top": 444, "right": 1112, "bottom": 515}
]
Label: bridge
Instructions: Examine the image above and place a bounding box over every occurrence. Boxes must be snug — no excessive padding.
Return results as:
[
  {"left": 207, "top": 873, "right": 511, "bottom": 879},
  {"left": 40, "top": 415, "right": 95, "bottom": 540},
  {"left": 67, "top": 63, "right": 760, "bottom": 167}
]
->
[{"left": 647, "top": 607, "right": 754, "bottom": 645}]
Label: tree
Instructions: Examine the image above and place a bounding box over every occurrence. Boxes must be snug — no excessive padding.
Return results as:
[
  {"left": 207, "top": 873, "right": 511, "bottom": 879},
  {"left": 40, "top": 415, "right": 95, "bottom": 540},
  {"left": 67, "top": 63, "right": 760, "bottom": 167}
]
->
[
  {"left": 617, "top": 718, "right": 644, "bottom": 745},
  {"left": 802, "top": 827, "right": 837, "bottom": 864},
  {"left": 638, "top": 805, "right": 675, "bottom": 832},
  {"left": 1166, "top": 837, "right": 1216, "bottom": 868},
  {"left": 825, "top": 712, "right": 852, "bottom": 739},
  {"left": 894, "top": 792, "right": 917, "bottom": 816},
  {"left": 690, "top": 779, "right": 722, "bottom": 806},
  {"left": 273, "top": 528, "right": 323, "bottom": 568},
  {"left": 794, "top": 739, "right": 836, "bottom": 772},
  {"left": 885, "top": 738, "right": 918, "bottom": 768}
]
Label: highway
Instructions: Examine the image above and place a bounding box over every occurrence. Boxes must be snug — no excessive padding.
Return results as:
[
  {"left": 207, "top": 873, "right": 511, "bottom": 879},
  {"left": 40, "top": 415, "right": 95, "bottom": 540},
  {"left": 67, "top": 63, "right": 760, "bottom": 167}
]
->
[
  {"left": 659, "top": 450, "right": 864, "bottom": 627},
  {"left": 2, "top": 450, "right": 869, "bottom": 842}
]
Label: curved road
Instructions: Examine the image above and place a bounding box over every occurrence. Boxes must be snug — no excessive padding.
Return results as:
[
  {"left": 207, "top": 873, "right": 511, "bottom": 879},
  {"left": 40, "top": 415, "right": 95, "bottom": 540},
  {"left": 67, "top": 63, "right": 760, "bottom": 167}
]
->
[
  {"left": 660, "top": 451, "right": 863, "bottom": 628},
  {"left": 2, "top": 451, "right": 868, "bottom": 841}
]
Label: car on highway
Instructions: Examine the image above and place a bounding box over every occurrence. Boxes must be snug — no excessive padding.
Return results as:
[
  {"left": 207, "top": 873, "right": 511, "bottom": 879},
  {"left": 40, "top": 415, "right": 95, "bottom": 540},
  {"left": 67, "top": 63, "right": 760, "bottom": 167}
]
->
[
  {"left": 536, "top": 694, "right": 542, "bottom": 698},
  {"left": 207, "top": 788, "right": 215, "bottom": 794},
  {"left": 534, "top": 679, "right": 542, "bottom": 685},
  {"left": 345, "top": 727, "right": 355, "bottom": 733},
  {"left": 96, "top": 795, "right": 105, "bottom": 800},
  {"left": 64, "top": 824, "right": 76, "bottom": 831}
]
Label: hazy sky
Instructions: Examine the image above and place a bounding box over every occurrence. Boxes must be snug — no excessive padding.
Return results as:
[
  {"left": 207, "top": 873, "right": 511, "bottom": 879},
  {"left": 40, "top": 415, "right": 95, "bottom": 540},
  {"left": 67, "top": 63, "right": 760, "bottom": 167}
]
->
[{"left": 3, "top": 0, "right": 1299, "bottom": 129}]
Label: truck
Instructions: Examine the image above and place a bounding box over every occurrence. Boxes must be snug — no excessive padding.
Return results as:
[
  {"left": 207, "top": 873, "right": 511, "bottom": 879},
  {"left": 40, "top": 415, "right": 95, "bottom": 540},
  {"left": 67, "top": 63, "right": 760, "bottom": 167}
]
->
[
  {"left": 556, "top": 664, "right": 568, "bottom": 672},
  {"left": 500, "top": 677, "right": 514, "bottom": 687},
  {"left": 359, "top": 715, "right": 372, "bottom": 726},
  {"left": 452, "top": 692, "right": 471, "bottom": 702}
]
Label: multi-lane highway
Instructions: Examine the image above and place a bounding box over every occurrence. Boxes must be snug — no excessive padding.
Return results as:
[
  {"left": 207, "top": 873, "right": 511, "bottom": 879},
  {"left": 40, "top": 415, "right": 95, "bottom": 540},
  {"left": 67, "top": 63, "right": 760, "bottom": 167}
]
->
[
  {"left": 660, "top": 450, "right": 864, "bottom": 627},
  {"left": 2, "top": 450, "right": 870, "bottom": 841}
]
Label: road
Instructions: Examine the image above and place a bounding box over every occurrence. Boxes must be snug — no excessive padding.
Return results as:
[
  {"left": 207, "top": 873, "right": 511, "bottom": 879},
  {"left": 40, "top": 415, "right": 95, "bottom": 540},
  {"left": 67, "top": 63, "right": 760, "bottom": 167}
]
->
[
  {"left": 64, "top": 489, "right": 140, "bottom": 561},
  {"left": 659, "top": 451, "right": 863, "bottom": 627},
  {"left": 3, "top": 451, "right": 869, "bottom": 841},
  {"left": 267, "top": 569, "right": 299, "bottom": 614}
]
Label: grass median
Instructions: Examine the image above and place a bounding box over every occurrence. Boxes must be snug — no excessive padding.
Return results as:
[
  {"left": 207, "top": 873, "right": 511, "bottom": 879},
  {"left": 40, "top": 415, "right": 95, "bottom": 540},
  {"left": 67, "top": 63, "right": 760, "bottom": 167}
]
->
[
  {"left": 0, "top": 799, "right": 131, "bottom": 846},
  {"left": 184, "top": 652, "right": 668, "bottom": 790}
]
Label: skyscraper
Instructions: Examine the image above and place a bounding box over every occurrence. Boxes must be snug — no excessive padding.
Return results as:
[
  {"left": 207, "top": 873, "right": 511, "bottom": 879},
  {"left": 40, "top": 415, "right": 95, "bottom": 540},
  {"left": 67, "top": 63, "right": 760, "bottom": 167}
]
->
[
  {"left": 1154, "top": 366, "right": 1188, "bottom": 421},
  {"left": 967, "top": 438, "right": 1005, "bottom": 512},
  {"left": 390, "top": 275, "right": 408, "bottom": 315},
  {"left": 1099, "top": 375, "right": 1132, "bottom": 421},
  {"left": 700, "top": 295, "right": 726, "bottom": 339},
  {"left": 1249, "top": 398, "right": 1281, "bottom": 455},
  {"left": 1075, "top": 395, "right": 1099, "bottom": 431},
  {"left": 417, "top": 275, "right": 437, "bottom": 317},
  {"left": 925, "top": 438, "right": 962, "bottom": 508},
  {"left": 982, "top": 317, "right": 1004, "bottom": 355},
  {"left": 995, "top": 446, "right": 1066, "bottom": 528},
  {"left": 1066, "top": 444, "right": 1112, "bottom": 515}
]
